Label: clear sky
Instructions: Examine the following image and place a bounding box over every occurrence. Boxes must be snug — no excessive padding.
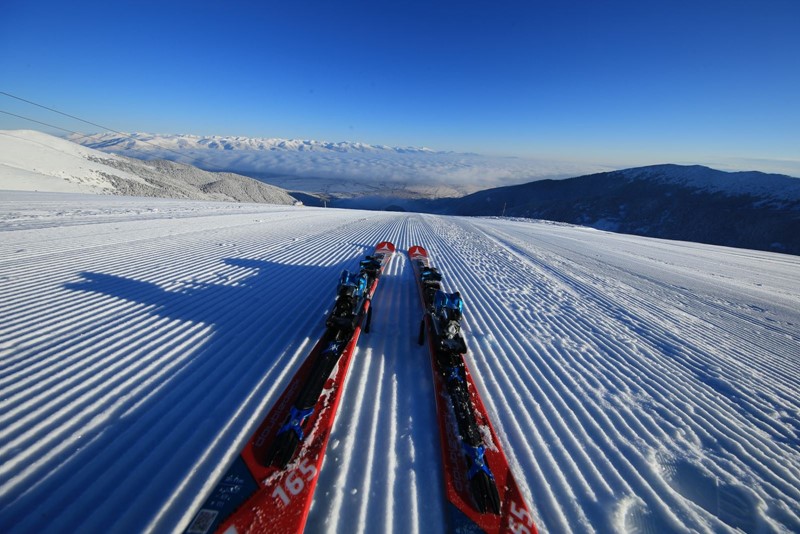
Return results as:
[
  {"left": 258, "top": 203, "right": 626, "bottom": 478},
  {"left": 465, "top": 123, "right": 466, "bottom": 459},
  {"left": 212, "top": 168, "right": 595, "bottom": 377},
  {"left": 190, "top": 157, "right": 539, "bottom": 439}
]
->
[{"left": 1, "top": 0, "right": 799, "bottom": 170}]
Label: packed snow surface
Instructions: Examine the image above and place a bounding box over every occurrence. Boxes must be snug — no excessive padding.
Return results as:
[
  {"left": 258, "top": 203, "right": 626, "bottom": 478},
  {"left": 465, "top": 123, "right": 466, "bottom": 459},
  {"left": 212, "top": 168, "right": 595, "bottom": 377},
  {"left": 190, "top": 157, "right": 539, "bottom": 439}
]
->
[{"left": 1, "top": 192, "right": 799, "bottom": 533}]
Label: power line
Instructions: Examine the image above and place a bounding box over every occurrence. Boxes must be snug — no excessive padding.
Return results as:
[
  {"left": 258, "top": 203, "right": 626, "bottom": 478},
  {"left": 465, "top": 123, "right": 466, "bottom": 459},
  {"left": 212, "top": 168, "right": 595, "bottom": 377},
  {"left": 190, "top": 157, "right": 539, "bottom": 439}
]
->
[
  {"left": 0, "top": 91, "right": 230, "bottom": 173},
  {"left": 1, "top": 109, "right": 77, "bottom": 133},
  {"left": 0, "top": 108, "right": 182, "bottom": 164},
  {"left": 0, "top": 107, "right": 227, "bottom": 174},
  {"left": 0, "top": 107, "right": 187, "bottom": 178},
  {"left": 0, "top": 109, "right": 100, "bottom": 143},
  {"left": 1, "top": 91, "right": 122, "bottom": 135}
]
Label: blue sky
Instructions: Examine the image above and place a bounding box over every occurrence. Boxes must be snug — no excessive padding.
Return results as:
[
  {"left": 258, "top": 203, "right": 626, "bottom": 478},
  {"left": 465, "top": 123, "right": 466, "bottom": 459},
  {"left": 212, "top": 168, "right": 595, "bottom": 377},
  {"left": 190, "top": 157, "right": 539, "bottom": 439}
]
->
[{"left": 1, "top": 0, "right": 798, "bottom": 170}]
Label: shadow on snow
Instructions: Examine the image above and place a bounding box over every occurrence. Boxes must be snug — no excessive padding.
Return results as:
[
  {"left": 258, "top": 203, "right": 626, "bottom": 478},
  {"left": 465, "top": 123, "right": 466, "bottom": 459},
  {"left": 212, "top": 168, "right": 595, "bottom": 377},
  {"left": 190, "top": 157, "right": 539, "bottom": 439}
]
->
[{"left": 0, "top": 256, "right": 360, "bottom": 532}]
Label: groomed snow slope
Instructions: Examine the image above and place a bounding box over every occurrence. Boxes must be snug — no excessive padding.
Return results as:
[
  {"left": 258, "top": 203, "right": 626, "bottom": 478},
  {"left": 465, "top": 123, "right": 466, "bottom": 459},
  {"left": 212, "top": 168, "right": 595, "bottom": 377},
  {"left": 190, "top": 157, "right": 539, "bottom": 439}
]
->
[{"left": 1, "top": 192, "right": 799, "bottom": 533}]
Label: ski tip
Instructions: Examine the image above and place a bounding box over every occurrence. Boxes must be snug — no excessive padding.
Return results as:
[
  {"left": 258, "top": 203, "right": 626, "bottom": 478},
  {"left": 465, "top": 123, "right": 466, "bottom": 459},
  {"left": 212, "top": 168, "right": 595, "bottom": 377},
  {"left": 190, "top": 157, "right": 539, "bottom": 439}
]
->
[
  {"left": 375, "top": 241, "right": 395, "bottom": 254},
  {"left": 408, "top": 245, "right": 428, "bottom": 259}
]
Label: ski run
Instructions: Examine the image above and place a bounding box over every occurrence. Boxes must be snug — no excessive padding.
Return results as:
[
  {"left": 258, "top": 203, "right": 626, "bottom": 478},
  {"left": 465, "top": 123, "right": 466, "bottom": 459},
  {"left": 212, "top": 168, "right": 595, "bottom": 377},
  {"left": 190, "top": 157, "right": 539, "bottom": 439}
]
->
[{"left": 1, "top": 192, "right": 800, "bottom": 533}]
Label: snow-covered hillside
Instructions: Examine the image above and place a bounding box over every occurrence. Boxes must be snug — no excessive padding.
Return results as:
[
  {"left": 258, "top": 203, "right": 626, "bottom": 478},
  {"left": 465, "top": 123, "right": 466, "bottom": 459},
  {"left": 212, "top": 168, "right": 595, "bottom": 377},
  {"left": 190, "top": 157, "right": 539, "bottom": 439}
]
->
[
  {"left": 618, "top": 165, "right": 800, "bottom": 203},
  {"left": 0, "top": 130, "right": 298, "bottom": 204},
  {"left": 69, "top": 132, "right": 613, "bottom": 198},
  {"left": 445, "top": 165, "right": 800, "bottom": 255},
  {"left": 1, "top": 192, "right": 799, "bottom": 533}
]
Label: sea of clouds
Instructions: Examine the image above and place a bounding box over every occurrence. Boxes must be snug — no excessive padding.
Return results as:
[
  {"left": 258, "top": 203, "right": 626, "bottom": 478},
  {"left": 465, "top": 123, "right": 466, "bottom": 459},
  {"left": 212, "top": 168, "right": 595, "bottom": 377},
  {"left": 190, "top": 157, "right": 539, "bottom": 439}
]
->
[{"left": 70, "top": 132, "right": 614, "bottom": 196}]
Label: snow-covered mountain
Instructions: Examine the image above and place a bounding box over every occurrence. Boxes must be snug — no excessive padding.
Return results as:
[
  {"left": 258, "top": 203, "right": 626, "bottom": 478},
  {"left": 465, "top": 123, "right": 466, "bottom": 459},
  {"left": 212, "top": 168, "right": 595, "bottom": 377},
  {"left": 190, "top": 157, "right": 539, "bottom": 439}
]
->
[
  {"left": 69, "top": 132, "right": 613, "bottom": 198},
  {"left": 0, "top": 130, "right": 298, "bottom": 205},
  {"left": 1, "top": 194, "right": 798, "bottom": 533},
  {"left": 618, "top": 164, "right": 800, "bottom": 203},
  {"left": 77, "top": 131, "right": 439, "bottom": 155},
  {"left": 442, "top": 164, "right": 800, "bottom": 255}
]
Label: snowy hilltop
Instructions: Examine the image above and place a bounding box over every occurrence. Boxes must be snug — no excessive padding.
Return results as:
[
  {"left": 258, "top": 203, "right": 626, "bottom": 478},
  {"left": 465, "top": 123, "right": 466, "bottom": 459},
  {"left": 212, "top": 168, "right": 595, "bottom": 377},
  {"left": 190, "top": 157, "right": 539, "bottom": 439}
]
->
[{"left": 0, "top": 130, "right": 298, "bottom": 205}]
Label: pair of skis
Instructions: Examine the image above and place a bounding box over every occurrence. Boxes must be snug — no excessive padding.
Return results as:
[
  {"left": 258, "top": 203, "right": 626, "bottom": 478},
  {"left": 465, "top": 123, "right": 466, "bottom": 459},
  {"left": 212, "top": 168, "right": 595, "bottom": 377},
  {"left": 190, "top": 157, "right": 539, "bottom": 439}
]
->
[{"left": 185, "top": 242, "right": 536, "bottom": 534}]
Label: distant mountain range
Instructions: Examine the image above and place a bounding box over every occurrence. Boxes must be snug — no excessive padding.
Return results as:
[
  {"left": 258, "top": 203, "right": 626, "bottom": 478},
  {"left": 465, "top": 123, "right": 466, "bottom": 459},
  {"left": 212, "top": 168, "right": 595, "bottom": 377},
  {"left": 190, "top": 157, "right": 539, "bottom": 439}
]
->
[
  {"left": 68, "top": 132, "right": 613, "bottom": 199},
  {"left": 75, "top": 131, "right": 439, "bottom": 155},
  {"left": 439, "top": 165, "right": 800, "bottom": 254},
  {"left": 4, "top": 130, "right": 799, "bottom": 255}
]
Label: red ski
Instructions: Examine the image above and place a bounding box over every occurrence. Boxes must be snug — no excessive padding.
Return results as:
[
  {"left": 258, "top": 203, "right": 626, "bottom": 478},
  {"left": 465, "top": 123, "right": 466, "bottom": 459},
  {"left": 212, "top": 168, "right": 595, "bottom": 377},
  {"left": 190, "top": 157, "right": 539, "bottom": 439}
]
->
[
  {"left": 185, "top": 242, "right": 395, "bottom": 534},
  {"left": 409, "top": 245, "right": 537, "bottom": 534}
]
